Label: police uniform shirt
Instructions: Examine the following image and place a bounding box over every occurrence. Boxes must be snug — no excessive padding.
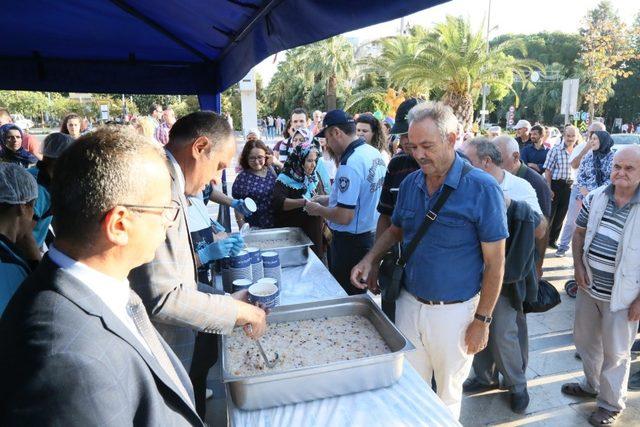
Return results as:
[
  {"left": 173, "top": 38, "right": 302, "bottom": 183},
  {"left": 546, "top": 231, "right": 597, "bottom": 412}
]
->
[{"left": 328, "top": 139, "right": 387, "bottom": 234}]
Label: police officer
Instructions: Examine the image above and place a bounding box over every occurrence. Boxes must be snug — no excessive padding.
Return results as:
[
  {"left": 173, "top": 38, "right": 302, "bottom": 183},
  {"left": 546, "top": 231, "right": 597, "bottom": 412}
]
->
[{"left": 305, "top": 110, "right": 386, "bottom": 295}]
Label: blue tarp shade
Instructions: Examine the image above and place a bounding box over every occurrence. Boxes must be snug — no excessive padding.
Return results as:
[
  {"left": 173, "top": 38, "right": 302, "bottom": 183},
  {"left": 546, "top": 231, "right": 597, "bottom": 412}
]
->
[{"left": 1, "top": 0, "right": 448, "bottom": 95}]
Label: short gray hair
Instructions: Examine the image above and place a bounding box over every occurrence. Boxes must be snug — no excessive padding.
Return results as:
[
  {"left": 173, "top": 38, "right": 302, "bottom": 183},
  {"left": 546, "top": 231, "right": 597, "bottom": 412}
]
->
[
  {"left": 493, "top": 135, "right": 520, "bottom": 156},
  {"left": 407, "top": 101, "right": 459, "bottom": 143},
  {"left": 588, "top": 121, "right": 606, "bottom": 132},
  {"left": 51, "top": 126, "right": 168, "bottom": 243},
  {"left": 468, "top": 137, "right": 503, "bottom": 166}
]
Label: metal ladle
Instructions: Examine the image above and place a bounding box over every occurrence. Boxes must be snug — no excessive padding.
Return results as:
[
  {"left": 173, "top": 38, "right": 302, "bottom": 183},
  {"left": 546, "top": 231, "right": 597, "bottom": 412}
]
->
[{"left": 247, "top": 325, "right": 279, "bottom": 368}]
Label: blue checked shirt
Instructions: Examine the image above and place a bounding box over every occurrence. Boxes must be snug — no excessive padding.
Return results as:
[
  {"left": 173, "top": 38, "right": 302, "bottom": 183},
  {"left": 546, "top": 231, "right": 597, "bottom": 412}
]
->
[{"left": 543, "top": 141, "right": 572, "bottom": 180}]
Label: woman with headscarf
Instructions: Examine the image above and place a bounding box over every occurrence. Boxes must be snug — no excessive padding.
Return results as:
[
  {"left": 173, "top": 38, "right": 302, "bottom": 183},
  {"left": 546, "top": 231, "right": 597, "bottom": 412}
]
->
[
  {"left": 0, "top": 125, "right": 38, "bottom": 168},
  {"left": 576, "top": 130, "right": 615, "bottom": 199},
  {"left": 272, "top": 142, "right": 327, "bottom": 259}
]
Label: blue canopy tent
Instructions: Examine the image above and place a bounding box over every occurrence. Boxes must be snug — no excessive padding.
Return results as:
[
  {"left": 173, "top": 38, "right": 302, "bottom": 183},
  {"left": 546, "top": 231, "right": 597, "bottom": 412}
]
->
[{"left": 2, "top": 0, "right": 448, "bottom": 227}]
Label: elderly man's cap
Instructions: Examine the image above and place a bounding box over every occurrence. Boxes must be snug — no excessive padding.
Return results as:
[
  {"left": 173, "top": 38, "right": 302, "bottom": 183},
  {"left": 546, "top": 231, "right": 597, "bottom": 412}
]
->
[
  {"left": 0, "top": 163, "right": 38, "bottom": 205},
  {"left": 316, "top": 110, "right": 355, "bottom": 138},
  {"left": 42, "top": 132, "right": 74, "bottom": 159},
  {"left": 390, "top": 98, "right": 419, "bottom": 135},
  {"left": 513, "top": 120, "right": 532, "bottom": 130}
]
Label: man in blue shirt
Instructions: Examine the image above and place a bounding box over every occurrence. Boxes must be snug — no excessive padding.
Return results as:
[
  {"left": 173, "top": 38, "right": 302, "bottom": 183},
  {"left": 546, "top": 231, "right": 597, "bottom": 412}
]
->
[
  {"left": 351, "top": 102, "right": 507, "bottom": 419},
  {"left": 305, "top": 110, "right": 386, "bottom": 295},
  {"left": 519, "top": 124, "right": 549, "bottom": 174}
]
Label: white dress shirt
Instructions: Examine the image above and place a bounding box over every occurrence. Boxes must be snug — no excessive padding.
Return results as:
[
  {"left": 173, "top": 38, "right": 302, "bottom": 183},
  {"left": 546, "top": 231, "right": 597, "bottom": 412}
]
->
[
  {"left": 500, "top": 170, "right": 543, "bottom": 216},
  {"left": 48, "top": 246, "right": 152, "bottom": 354}
]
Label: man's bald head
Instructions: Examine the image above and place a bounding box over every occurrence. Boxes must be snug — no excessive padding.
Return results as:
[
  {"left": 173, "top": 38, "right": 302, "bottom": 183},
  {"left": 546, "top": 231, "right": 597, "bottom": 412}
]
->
[
  {"left": 493, "top": 135, "right": 521, "bottom": 174},
  {"left": 611, "top": 145, "right": 640, "bottom": 192}
]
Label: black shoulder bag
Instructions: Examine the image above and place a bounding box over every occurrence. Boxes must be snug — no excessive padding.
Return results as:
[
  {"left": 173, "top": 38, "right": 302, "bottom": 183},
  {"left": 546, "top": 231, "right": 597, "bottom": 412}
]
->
[{"left": 378, "top": 163, "right": 472, "bottom": 302}]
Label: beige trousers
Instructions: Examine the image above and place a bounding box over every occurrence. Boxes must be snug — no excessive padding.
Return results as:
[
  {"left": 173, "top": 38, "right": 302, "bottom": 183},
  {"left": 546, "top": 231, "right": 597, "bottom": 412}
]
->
[
  {"left": 574, "top": 289, "right": 639, "bottom": 412},
  {"left": 395, "top": 289, "right": 478, "bottom": 419}
]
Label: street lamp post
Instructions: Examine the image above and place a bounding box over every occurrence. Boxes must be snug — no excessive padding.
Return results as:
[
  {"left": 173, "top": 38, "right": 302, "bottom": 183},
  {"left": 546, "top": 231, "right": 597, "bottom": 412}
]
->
[{"left": 480, "top": 0, "right": 492, "bottom": 130}]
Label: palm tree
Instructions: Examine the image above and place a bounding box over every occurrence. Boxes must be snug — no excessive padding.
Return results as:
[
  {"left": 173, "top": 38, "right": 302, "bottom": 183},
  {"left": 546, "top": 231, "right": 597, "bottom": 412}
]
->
[
  {"left": 392, "top": 16, "right": 540, "bottom": 130},
  {"left": 303, "top": 37, "right": 354, "bottom": 111},
  {"left": 347, "top": 33, "right": 431, "bottom": 112}
]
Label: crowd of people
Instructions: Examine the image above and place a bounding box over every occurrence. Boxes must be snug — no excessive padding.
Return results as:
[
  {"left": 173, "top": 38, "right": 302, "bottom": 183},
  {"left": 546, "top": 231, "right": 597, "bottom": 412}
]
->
[{"left": 0, "top": 97, "right": 638, "bottom": 427}]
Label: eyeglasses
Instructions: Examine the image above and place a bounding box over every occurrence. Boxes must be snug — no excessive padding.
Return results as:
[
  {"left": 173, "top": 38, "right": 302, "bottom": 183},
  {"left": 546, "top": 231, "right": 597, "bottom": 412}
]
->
[
  {"left": 119, "top": 200, "right": 181, "bottom": 223},
  {"left": 248, "top": 155, "right": 266, "bottom": 162}
]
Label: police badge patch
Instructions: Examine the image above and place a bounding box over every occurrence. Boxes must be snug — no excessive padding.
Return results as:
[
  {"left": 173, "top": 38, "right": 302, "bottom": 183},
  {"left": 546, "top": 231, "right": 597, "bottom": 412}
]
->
[{"left": 338, "top": 177, "right": 350, "bottom": 193}]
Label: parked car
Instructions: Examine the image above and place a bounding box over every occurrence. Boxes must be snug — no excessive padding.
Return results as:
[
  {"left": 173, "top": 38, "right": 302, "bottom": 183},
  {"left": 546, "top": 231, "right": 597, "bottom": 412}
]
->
[
  {"left": 11, "top": 113, "right": 34, "bottom": 130},
  {"left": 611, "top": 133, "right": 640, "bottom": 153}
]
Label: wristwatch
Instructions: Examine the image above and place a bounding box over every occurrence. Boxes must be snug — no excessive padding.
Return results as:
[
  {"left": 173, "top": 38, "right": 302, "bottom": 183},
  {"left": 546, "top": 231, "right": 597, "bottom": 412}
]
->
[{"left": 474, "top": 313, "right": 492, "bottom": 324}]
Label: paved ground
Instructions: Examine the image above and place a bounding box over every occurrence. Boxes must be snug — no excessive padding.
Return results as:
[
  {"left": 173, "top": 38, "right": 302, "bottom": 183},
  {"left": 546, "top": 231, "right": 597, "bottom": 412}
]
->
[
  {"left": 198, "top": 136, "right": 640, "bottom": 425},
  {"left": 459, "top": 249, "right": 640, "bottom": 427}
]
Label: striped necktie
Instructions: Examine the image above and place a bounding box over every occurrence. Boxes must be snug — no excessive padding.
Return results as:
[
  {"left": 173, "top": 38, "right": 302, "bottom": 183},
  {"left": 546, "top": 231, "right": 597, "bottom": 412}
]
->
[{"left": 127, "top": 290, "right": 193, "bottom": 406}]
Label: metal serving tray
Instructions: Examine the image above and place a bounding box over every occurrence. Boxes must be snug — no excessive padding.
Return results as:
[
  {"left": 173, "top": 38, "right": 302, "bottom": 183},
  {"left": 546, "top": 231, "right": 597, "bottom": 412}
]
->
[
  {"left": 243, "top": 227, "right": 313, "bottom": 267},
  {"left": 221, "top": 295, "right": 415, "bottom": 410}
]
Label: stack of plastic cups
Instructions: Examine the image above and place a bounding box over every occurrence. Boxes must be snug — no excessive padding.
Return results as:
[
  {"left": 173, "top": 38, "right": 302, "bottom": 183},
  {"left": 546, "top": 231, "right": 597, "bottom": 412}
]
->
[
  {"left": 229, "top": 251, "right": 252, "bottom": 282},
  {"left": 219, "top": 257, "right": 233, "bottom": 293},
  {"left": 246, "top": 247, "right": 264, "bottom": 282},
  {"left": 261, "top": 251, "right": 282, "bottom": 290}
]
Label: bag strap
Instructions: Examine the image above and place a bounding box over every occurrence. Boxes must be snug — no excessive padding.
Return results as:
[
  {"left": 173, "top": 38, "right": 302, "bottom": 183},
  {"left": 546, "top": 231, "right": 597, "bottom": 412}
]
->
[{"left": 397, "top": 162, "right": 473, "bottom": 267}]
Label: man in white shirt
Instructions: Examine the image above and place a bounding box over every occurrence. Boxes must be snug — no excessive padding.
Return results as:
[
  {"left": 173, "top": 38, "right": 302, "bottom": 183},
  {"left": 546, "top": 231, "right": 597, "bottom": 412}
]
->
[
  {"left": 462, "top": 137, "right": 546, "bottom": 413},
  {"left": 0, "top": 126, "right": 203, "bottom": 425}
]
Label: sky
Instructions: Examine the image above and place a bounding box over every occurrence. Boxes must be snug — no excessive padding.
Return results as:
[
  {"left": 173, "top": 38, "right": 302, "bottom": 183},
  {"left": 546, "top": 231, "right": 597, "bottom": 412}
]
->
[{"left": 254, "top": 0, "right": 638, "bottom": 84}]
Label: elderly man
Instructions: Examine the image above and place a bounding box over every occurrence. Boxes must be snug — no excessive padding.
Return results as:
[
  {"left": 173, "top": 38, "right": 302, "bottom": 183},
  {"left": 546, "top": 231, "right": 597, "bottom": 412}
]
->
[
  {"left": 462, "top": 138, "right": 545, "bottom": 413},
  {"left": 561, "top": 146, "right": 640, "bottom": 426},
  {"left": 0, "top": 127, "right": 204, "bottom": 425},
  {"left": 488, "top": 125, "right": 502, "bottom": 138},
  {"left": 350, "top": 102, "right": 507, "bottom": 419},
  {"left": 494, "top": 136, "right": 551, "bottom": 277},
  {"left": 129, "top": 112, "right": 266, "bottom": 416}
]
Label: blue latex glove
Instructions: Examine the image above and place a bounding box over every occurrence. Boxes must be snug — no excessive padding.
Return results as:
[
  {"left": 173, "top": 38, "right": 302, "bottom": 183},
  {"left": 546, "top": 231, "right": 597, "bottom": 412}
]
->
[
  {"left": 197, "top": 239, "right": 234, "bottom": 264},
  {"left": 210, "top": 220, "right": 226, "bottom": 233},
  {"left": 228, "top": 234, "right": 245, "bottom": 256},
  {"left": 231, "top": 199, "right": 253, "bottom": 218}
]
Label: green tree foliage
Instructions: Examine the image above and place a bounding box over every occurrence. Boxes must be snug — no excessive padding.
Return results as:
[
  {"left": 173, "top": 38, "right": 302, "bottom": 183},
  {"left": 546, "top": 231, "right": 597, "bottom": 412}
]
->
[
  {"left": 603, "top": 13, "right": 640, "bottom": 124},
  {"left": 578, "top": 1, "right": 639, "bottom": 119},
  {"left": 390, "top": 16, "right": 539, "bottom": 130},
  {"left": 489, "top": 32, "right": 581, "bottom": 124},
  {"left": 264, "top": 38, "right": 353, "bottom": 116}
]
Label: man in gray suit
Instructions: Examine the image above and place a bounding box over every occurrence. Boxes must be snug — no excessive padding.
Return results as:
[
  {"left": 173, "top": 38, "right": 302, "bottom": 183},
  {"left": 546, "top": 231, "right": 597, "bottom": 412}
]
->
[
  {"left": 0, "top": 127, "right": 203, "bottom": 425},
  {"left": 128, "top": 112, "right": 267, "bottom": 415}
]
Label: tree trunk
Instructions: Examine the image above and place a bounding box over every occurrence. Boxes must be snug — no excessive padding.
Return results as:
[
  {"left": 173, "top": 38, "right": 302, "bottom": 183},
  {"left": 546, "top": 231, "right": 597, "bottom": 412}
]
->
[
  {"left": 588, "top": 101, "right": 595, "bottom": 125},
  {"left": 326, "top": 75, "right": 338, "bottom": 111},
  {"left": 442, "top": 92, "right": 474, "bottom": 132}
]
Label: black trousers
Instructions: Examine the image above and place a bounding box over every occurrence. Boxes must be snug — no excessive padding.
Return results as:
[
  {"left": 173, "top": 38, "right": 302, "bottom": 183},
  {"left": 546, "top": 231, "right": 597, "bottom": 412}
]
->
[
  {"left": 548, "top": 179, "right": 572, "bottom": 246},
  {"left": 189, "top": 332, "right": 219, "bottom": 419},
  {"left": 329, "top": 230, "right": 375, "bottom": 296}
]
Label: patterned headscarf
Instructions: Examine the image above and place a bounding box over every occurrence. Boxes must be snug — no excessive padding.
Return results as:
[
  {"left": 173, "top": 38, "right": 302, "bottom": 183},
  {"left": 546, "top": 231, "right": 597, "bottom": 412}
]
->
[
  {"left": 592, "top": 130, "right": 614, "bottom": 187},
  {"left": 276, "top": 141, "right": 319, "bottom": 198}
]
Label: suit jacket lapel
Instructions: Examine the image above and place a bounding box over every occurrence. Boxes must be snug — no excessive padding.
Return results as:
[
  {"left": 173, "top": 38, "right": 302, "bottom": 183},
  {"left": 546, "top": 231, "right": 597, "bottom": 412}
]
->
[
  {"left": 46, "top": 257, "right": 197, "bottom": 414},
  {"left": 164, "top": 154, "right": 198, "bottom": 277}
]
